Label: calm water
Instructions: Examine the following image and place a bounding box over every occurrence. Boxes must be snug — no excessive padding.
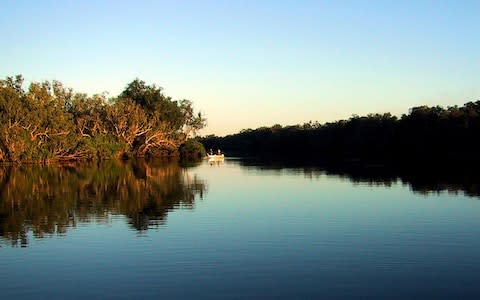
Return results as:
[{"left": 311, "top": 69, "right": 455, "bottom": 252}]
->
[{"left": 1, "top": 158, "right": 480, "bottom": 299}]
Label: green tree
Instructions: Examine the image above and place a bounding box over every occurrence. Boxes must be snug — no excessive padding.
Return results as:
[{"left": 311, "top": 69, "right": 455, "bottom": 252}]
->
[{"left": 0, "top": 75, "right": 206, "bottom": 163}]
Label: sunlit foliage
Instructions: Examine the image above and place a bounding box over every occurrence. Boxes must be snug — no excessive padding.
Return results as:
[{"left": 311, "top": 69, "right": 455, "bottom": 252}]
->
[{"left": 0, "top": 75, "right": 206, "bottom": 162}]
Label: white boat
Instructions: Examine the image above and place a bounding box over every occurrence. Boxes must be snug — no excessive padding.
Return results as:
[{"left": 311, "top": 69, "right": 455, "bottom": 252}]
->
[{"left": 206, "top": 154, "right": 224, "bottom": 160}]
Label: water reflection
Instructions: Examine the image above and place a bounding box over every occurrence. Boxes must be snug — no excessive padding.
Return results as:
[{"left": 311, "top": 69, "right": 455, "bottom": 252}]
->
[
  {"left": 2, "top": 157, "right": 479, "bottom": 247},
  {"left": 0, "top": 159, "right": 205, "bottom": 247},
  {"left": 233, "top": 157, "right": 480, "bottom": 198}
]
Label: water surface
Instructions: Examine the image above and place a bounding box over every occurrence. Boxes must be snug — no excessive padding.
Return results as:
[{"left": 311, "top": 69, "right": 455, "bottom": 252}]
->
[{"left": 1, "top": 158, "right": 480, "bottom": 299}]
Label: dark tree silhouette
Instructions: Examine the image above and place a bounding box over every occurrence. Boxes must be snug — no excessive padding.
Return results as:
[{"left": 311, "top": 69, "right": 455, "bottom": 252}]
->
[{"left": 201, "top": 101, "right": 480, "bottom": 166}]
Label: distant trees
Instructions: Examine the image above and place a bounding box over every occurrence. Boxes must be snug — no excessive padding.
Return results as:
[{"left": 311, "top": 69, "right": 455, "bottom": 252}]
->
[
  {"left": 0, "top": 75, "right": 206, "bottom": 163},
  {"left": 201, "top": 102, "right": 480, "bottom": 165}
]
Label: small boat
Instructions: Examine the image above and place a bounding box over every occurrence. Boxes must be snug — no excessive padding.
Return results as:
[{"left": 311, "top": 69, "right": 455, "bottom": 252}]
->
[
  {"left": 205, "top": 154, "right": 224, "bottom": 160},
  {"left": 206, "top": 149, "right": 225, "bottom": 160}
]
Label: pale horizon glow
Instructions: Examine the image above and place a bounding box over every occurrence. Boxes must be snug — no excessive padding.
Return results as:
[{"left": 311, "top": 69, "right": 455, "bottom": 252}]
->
[{"left": 1, "top": 0, "right": 479, "bottom": 136}]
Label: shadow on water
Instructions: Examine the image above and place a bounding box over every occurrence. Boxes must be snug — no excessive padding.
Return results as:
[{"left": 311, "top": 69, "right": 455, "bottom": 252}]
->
[
  {"left": 0, "top": 159, "right": 206, "bottom": 247},
  {"left": 232, "top": 156, "right": 480, "bottom": 198}
]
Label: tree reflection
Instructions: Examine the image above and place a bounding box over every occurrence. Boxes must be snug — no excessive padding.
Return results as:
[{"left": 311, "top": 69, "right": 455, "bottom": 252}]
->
[
  {"left": 235, "top": 158, "right": 480, "bottom": 198},
  {"left": 0, "top": 159, "right": 206, "bottom": 246}
]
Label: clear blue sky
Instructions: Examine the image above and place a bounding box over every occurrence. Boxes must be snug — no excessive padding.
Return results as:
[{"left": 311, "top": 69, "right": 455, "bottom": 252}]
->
[{"left": 1, "top": 0, "right": 479, "bottom": 136}]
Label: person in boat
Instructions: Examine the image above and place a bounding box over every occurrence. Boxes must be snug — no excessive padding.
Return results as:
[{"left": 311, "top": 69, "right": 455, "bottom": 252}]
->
[
  {"left": 217, "top": 149, "right": 221, "bottom": 155},
  {"left": 209, "top": 149, "right": 213, "bottom": 155}
]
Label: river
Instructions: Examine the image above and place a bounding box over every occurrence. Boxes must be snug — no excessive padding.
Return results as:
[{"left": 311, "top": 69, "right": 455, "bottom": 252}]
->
[{"left": 1, "top": 158, "right": 480, "bottom": 299}]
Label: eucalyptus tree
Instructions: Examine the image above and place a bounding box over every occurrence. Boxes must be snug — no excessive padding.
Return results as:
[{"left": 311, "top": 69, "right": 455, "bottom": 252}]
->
[
  {"left": 0, "top": 75, "right": 206, "bottom": 162},
  {"left": 112, "top": 79, "right": 206, "bottom": 156},
  {"left": 0, "top": 75, "right": 26, "bottom": 161}
]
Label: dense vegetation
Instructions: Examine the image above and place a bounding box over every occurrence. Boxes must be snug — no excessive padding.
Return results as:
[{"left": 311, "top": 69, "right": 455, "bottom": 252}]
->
[
  {"left": 202, "top": 101, "right": 480, "bottom": 165},
  {"left": 0, "top": 75, "right": 206, "bottom": 163}
]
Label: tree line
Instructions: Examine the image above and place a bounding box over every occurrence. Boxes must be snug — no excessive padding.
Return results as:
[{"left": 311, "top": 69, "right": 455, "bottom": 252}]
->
[
  {"left": 0, "top": 75, "right": 206, "bottom": 163},
  {"left": 201, "top": 101, "right": 480, "bottom": 165}
]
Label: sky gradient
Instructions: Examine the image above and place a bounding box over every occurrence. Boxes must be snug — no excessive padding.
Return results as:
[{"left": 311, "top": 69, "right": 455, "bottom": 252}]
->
[{"left": 1, "top": 0, "right": 479, "bottom": 136}]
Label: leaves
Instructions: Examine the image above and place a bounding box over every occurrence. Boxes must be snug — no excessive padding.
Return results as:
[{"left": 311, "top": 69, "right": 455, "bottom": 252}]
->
[{"left": 0, "top": 75, "right": 206, "bottom": 162}]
